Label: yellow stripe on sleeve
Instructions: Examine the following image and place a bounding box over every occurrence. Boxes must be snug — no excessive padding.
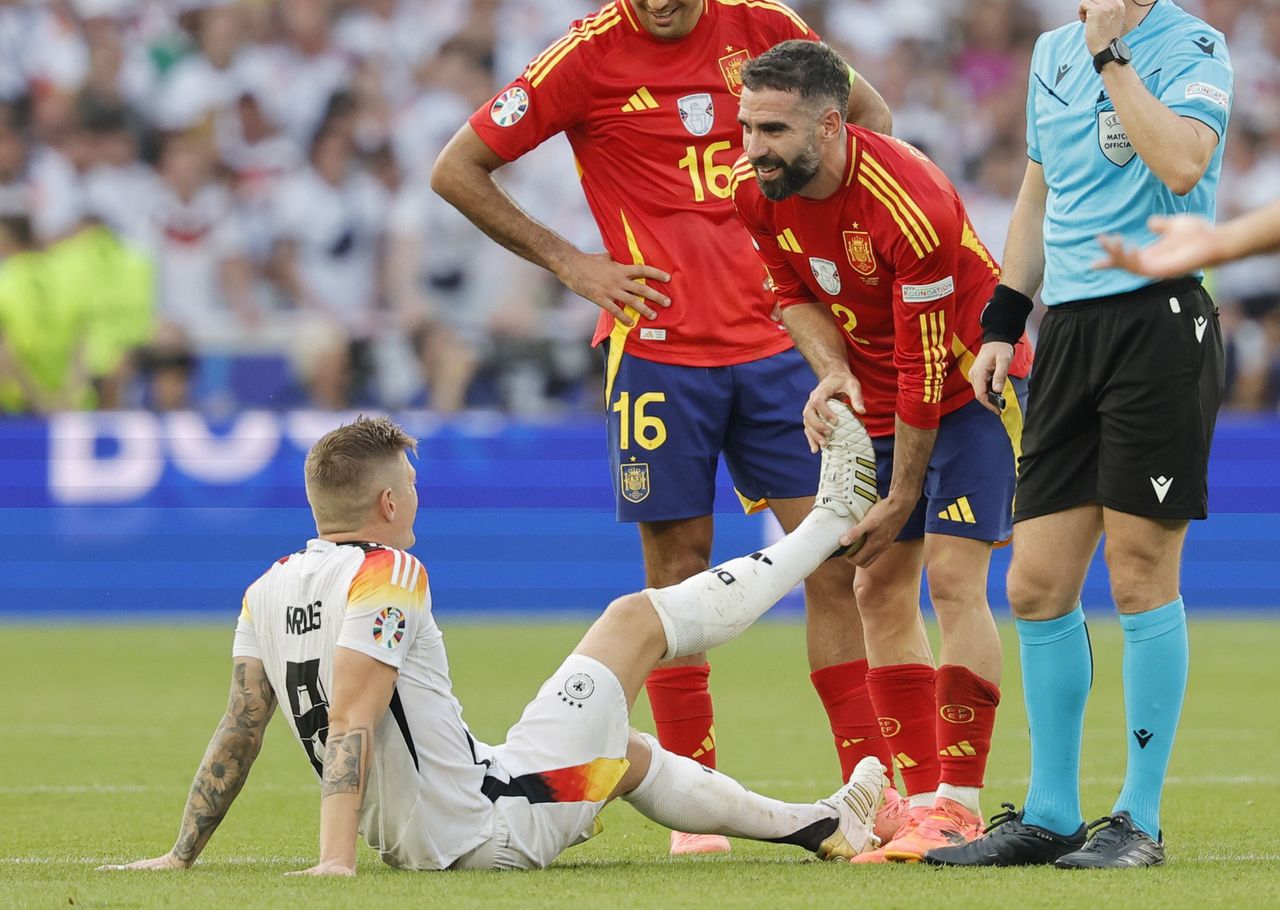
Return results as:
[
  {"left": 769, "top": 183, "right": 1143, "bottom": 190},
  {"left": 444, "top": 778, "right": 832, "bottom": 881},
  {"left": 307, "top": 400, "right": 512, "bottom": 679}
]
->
[
  {"left": 526, "top": 9, "right": 622, "bottom": 87},
  {"left": 860, "top": 175, "right": 925, "bottom": 258},
  {"left": 713, "top": 0, "right": 809, "bottom": 34},
  {"left": 862, "top": 154, "right": 939, "bottom": 248}
]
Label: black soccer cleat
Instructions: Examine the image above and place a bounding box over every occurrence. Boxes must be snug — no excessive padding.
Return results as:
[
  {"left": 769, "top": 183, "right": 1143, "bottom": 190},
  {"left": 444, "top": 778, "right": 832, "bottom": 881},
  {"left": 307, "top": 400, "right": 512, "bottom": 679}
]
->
[
  {"left": 922, "top": 803, "right": 1086, "bottom": 867},
  {"left": 1053, "top": 811, "right": 1166, "bottom": 869}
]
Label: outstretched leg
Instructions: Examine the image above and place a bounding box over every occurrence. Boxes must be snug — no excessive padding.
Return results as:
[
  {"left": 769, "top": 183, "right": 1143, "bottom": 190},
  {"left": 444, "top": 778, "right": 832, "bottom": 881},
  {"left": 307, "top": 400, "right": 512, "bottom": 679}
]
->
[
  {"left": 573, "top": 399, "right": 878, "bottom": 708},
  {"left": 616, "top": 731, "right": 885, "bottom": 860}
]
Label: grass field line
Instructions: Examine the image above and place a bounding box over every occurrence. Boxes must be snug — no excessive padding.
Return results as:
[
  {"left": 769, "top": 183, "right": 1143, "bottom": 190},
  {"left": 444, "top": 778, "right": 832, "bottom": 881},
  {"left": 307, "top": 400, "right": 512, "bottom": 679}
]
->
[
  {"left": 4, "top": 773, "right": 1275, "bottom": 797},
  {"left": 746, "top": 774, "right": 1278, "bottom": 789},
  {"left": 0, "top": 782, "right": 315, "bottom": 795},
  {"left": 1, "top": 856, "right": 311, "bottom": 866}
]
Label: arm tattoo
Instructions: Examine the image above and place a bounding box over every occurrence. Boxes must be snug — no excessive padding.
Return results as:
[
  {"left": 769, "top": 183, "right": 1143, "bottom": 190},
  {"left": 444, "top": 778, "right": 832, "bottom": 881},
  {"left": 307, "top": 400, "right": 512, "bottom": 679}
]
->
[
  {"left": 172, "top": 659, "right": 277, "bottom": 863},
  {"left": 321, "top": 730, "right": 366, "bottom": 798}
]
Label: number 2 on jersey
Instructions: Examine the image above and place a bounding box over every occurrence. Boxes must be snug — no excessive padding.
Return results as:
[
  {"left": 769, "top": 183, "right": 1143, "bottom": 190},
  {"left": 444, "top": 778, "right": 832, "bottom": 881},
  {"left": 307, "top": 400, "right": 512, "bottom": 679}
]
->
[
  {"left": 679, "top": 141, "right": 733, "bottom": 203},
  {"left": 613, "top": 391, "right": 668, "bottom": 450}
]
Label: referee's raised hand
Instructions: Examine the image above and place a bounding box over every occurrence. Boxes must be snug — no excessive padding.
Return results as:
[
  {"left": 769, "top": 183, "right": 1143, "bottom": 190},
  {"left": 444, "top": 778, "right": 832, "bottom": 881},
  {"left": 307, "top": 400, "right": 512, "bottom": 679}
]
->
[{"left": 1078, "top": 0, "right": 1126, "bottom": 53}]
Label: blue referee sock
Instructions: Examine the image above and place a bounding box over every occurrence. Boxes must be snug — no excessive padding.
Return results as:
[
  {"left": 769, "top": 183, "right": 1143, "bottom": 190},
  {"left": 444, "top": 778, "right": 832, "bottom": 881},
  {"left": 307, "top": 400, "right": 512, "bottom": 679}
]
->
[
  {"left": 1017, "top": 604, "right": 1092, "bottom": 836},
  {"left": 1113, "top": 597, "right": 1188, "bottom": 840}
]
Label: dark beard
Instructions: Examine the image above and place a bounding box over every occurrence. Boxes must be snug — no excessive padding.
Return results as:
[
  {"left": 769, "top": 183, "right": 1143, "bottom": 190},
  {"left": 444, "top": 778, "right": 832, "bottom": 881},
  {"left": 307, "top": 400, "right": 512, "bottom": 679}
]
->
[{"left": 754, "top": 144, "right": 821, "bottom": 201}]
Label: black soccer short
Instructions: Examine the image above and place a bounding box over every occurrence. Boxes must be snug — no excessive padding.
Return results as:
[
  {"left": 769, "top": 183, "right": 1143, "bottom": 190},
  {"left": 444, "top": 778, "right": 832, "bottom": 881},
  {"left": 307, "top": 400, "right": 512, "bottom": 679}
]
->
[{"left": 1014, "top": 278, "right": 1224, "bottom": 522}]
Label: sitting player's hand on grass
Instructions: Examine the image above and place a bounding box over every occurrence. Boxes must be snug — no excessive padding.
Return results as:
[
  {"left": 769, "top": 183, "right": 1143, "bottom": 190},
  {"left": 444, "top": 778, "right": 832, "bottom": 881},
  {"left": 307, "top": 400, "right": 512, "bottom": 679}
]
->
[
  {"left": 286, "top": 862, "right": 356, "bottom": 877},
  {"left": 97, "top": 852, "right": 190, "bottom": 871}
]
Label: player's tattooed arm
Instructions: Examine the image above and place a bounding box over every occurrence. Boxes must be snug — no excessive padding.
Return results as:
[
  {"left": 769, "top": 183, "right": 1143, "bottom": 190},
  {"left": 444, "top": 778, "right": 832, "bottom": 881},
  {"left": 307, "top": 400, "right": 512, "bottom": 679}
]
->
[
  {"left": 321, "top": 730, "right": 366, "bottom": 797},
  {"left": 168, "top": 658, "right": 278, "bottom": 866}
]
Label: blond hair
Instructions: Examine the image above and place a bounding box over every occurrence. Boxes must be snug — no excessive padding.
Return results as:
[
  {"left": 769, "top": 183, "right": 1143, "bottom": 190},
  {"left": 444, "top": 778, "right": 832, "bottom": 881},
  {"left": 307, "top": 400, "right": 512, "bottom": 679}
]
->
[{"left": 304, "top": 416, "right": 417, "bottom": 529}]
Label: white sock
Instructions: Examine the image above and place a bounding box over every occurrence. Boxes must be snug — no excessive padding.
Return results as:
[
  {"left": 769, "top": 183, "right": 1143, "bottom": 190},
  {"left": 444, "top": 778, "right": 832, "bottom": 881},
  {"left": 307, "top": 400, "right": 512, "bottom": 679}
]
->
[
  {"left": 936, "top": 783, "right": 981, "bottom": 816},
  {"left": 646, "top": 509, "right": 850, "bottom": 660},
  {"left": 909, "top": 790, "right": 937, "bottom": 810},
  {"left": 622, "top": 733, "right": 836, "bottom": 850}
]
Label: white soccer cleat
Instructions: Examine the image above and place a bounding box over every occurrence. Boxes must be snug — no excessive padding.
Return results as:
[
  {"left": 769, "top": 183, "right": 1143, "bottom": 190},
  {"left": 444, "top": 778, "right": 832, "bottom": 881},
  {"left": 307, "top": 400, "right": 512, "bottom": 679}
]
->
[
  {"left": 813, "top": 398, "right": 879, "bottom": 526},
  {"left": 815, "top": 756, "right": 888, "bottom": 861}
]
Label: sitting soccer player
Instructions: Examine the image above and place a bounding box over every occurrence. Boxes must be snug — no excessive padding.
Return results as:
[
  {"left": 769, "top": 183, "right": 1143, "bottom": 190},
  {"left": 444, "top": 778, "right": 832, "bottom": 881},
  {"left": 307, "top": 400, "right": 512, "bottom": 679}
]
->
[{"left": 101, "top": 410, "right": 884, "bottom": 875}]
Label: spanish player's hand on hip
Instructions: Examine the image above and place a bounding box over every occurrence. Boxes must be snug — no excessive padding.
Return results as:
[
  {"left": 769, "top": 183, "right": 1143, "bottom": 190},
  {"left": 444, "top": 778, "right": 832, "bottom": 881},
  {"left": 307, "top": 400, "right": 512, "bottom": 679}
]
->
[
  {"left": 803, "top": 372, "right": 866, "bottom": 453},
  {"left": 843, "top": 497, "right": 915, "bottom": 568},
  {"left": 1078, "top": 0, "right": 1125, "bottom": 53},
  {"left": 555, "top": 250, "right": 671, "bottom": 326},
  {"left": 1095, "top": 215, "right": 1218, "bottom": 279},
  {"left": 97, "top": 853, "right": 191, "bottom": 872},
  {"left": 970, "top": 341, "right": 1014, "bottom": 416}
]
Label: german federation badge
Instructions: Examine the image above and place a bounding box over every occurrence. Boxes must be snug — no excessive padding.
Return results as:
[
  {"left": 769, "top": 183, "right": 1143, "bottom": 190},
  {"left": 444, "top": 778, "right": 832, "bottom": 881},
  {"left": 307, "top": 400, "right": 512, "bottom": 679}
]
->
[
  {"left": 843, "top": 230, "right": 878, "bottom": 277},
  {"left": 620, "top": 462, "right": 650, "bottom": 503},
  {"left": 809, "top": 257, "right": 842, "bottom": 296},
  {"left": 677, "top": 93, "right": 715, "bottom": 137}
]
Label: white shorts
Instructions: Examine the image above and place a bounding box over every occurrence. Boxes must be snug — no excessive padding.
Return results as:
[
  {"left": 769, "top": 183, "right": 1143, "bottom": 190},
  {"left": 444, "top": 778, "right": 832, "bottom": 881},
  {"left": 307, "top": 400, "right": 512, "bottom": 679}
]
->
[{"left": 452, "top": 654, "right": 631, "bottom": 870}]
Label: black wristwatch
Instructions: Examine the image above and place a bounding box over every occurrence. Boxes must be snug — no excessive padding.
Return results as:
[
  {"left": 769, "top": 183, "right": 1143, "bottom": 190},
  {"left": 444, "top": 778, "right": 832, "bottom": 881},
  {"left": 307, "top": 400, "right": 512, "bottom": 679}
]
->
[{"left": 1093, "top": 37, "right": 1132, "bottom": 73}]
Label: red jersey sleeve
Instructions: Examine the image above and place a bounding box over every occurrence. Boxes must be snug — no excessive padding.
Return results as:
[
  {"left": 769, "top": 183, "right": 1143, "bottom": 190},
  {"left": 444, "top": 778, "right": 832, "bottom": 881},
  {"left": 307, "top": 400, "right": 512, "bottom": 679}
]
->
[
  {"left": 731, "top": 158, "right": 814, "bottom": 307},
  {"left": 862, "top": 157, "right": 964, "bottom": 431},
  {"left": 467, "top": 19, "right": 593, "bottom": 162}
]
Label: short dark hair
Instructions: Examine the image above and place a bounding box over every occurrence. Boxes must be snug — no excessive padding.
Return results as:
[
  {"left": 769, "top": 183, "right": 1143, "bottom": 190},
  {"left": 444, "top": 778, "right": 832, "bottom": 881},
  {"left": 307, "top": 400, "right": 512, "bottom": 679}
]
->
[{"left": 740, "top": 40, "right": 850, "bottom": 115}]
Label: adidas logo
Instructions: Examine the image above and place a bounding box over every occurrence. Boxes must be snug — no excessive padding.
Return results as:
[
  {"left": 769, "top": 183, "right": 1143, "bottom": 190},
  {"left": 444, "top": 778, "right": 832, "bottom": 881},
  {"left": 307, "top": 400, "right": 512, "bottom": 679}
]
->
[
  {"left": 691, "top": 725, "right": 716, "bottom": 759},
  {"left": 893, "top": 752, "right": 917, "bottom": 770},
  {"left": 621, "top": 87, "right": 659, "bottom": 112},
  {"left": 1150, "top": 475, "right": 1173, "bottom": 503},
  {"left": 939, "top": 740, "right": 978, "bottom": 757},
  {"left": 937, "top": 496, "right": 976, "bottom": 524}
]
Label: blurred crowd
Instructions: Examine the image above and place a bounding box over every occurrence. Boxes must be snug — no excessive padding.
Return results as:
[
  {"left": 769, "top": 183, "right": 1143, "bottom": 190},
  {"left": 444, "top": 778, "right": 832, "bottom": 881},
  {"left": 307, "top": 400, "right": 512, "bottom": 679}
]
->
[{"left": 0, "top": 0, "right": 1276, "bottom": 416}]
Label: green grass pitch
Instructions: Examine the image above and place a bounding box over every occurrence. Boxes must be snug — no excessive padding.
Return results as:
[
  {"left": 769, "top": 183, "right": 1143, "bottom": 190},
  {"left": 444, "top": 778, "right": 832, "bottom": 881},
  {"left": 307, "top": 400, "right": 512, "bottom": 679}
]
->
[{"left": 2, "top": 617, "right": 1278, "bottom": 909}]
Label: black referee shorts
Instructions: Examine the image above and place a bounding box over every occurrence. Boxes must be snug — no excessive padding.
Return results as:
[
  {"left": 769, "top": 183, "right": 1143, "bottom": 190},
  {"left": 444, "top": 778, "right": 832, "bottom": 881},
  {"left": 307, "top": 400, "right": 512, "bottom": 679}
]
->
[{"left": 1014, "top": 278, "right": 1224, "bottom": 523}]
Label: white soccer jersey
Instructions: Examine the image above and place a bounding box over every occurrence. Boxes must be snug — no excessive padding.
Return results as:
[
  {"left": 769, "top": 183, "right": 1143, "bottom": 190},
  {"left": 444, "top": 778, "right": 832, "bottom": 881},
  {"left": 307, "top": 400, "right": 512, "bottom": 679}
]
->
[{"left": 232, "top": 538, "right": 496, "bottom": 870}]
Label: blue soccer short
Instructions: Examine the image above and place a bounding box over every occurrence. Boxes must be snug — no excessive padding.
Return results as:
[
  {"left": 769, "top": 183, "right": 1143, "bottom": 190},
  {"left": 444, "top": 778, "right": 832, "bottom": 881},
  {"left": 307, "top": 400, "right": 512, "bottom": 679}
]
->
[
  {"left": 872, "top": 398, "right": 1019, "bottom": 543},
  {"left": 604, "top": 346, "right": 819, "bottom": 523}
]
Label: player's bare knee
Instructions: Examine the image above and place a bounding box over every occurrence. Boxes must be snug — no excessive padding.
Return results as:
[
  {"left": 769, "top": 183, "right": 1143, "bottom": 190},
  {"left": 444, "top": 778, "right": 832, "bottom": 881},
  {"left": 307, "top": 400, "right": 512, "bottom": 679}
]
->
[
  {"left": 1104, "top": 542, "right": 1179, "bottom": 613},
  {"left": 603, "top": 593, "right": 666, "bottom": 648}
]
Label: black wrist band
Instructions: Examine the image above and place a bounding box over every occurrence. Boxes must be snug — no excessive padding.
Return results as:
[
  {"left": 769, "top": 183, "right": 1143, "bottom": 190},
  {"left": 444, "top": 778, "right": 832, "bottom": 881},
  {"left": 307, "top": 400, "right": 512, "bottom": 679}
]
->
[{"left": 980, "top": 284, "right": 1034, "bottom": 345}]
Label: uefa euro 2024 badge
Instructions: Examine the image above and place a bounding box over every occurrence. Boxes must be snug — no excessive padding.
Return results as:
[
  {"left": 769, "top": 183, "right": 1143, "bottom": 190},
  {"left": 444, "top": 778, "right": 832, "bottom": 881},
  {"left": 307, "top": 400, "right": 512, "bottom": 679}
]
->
[
  {"left": 491, "top": 87, "right": 530, "bottom": 128},
  {"left": 678, "top": 93, "right": 714, "bottom": 137},
  {"left": 373, "top": 606, "right": 406, "bottom": 648}
]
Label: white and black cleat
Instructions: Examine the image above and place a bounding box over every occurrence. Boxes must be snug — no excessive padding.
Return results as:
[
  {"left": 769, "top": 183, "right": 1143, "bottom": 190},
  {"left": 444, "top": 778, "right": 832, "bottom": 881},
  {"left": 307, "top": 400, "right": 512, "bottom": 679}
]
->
[
  {"left": 812, "top": 399, "right": 878, "bottom": 556},
  {"left": 815, "top": 756, "right": 887, "bottom": 861}
]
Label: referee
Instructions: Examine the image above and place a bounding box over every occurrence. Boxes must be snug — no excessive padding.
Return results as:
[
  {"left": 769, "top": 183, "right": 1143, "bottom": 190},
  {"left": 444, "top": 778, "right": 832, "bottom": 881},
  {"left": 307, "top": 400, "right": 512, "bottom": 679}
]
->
[{"left": 925, "top": 0, "right": 1232, "bottom": 869}]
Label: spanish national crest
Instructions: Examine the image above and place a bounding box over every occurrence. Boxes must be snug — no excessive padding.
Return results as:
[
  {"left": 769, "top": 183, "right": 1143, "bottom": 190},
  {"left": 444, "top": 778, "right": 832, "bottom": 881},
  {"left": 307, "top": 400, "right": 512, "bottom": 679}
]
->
[
  {"left": 620, "top": 462, "right": 651, "bottom": 503},
  {"left": 843, "top": 230, "right": 877, "bottom": 276},
  {"left": 718, "top": 49, "right": 750, "bottom": 97},
  {"left": 809, "top": 257, "right": 842, "bottom": 296},
  {"left": 677, "top": 93, "right": 715, "bottom": 137}
]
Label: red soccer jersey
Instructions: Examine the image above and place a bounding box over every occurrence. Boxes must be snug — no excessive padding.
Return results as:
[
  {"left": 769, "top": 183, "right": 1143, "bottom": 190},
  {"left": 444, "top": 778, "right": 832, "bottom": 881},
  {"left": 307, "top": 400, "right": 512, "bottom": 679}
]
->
[
  {"left": 469, "top": 0, "right": 819, "bottom": 368},
  {"left": 733, "top": 125, "right": 1030, "bottom": 437}
]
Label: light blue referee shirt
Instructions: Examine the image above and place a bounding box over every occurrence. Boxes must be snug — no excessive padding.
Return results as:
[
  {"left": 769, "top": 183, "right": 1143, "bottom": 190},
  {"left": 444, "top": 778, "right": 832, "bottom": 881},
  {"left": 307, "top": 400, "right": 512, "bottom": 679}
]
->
[{"left": 1027, "top": 0, "right": 1232, "bottom": 305}]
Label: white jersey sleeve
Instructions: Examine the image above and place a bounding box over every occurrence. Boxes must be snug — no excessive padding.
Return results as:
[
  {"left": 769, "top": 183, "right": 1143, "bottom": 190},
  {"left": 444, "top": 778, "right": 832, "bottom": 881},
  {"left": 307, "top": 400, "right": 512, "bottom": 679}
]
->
[
  {"left": 335, "top": 547, "right": 428, "bottom": 669},
  {"left": 232, "top": 591, "right": 263, "bottom": 660}
]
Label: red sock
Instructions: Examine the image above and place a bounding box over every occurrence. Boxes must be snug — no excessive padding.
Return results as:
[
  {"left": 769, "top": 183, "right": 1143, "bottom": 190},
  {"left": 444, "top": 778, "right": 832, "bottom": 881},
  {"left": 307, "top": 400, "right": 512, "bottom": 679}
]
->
[
  {"left": 646, "top": 664, "right": 716, "bottom": 768},
  {"left": 810, "top": 659, "right": 894, "bottom": 783},
  {"left": 865, "top": 663, "right": 940, "bottom": 797},
  {"left": 935, "top": 664, "right": 1001, "bottom": 788}
]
